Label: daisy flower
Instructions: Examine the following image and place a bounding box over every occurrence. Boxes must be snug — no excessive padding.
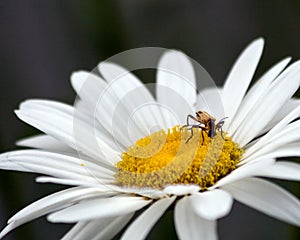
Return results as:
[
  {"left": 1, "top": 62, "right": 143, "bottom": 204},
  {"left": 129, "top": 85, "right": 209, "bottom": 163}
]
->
[{"left": 1, "top": 38, "right": 300, "bottom": 240}]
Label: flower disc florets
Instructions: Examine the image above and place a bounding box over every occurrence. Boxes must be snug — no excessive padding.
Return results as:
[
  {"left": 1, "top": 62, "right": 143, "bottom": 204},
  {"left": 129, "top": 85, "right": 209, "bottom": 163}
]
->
[{"left": 116, "top": 126, "right": 244, "bottom": 189}]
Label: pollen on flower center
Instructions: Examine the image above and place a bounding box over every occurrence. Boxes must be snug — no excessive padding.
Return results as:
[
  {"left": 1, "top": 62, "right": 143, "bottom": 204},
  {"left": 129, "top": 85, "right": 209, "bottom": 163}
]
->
[{"left": 115, "top": 125, "right": 244, "bottom": 190}]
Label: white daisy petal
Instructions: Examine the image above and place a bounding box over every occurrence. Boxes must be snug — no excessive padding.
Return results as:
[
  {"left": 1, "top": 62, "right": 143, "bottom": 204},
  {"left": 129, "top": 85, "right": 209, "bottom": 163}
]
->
[
  {"left": 189, "top": 189, "right": 233, "bottom": 220},
  {"left": 36, "top": 176, "right": 115, "bottom": 188},
  {"left": 121, "top": 197, "right": 176, "bottom": 240},
  {"left": 90, "top": 214, "right": 134, "bottom": 240},
  {"left": 15, "top": 100, "right": 120, "bottom": 165},
  {"left": 99, "top": 62, "right": 168, "bottom": 134},
  {"left": 71, "top": 71, "right": 106, "bottom": 107},
  {"left": 175, "top": 196, "right": 217, "bottom": 240},
  {"left": 72, "top": 98, "right": 115, "bottom": 144},
  {"left": 267, "top": 120, "right": 300, "bottom": 144},
  {"left": 228, "top": 57, "right": 291, "bottom": 133},
  {"left": 15, "top": 108, "right": 75, "bottom": 148},
  {"left": 222, "top": 38, "right": 264, "bottom": 121},
  {"left": 62, "top": 221, "right": 88, "bottom": 240},
  {"left": 223, "top": 177, "right": 300, "bottom": 227},
  {"left": 63, "top": 213, "right": 134, "bottom": 240},
  {"left": 117, "top": 187, "right": 167, "bottom": 199},
  {"left": 163, "top": 184, "right": 200, "bottom": 196},
  {"left": 196, "top": 87, "right": 224, "bottom": 121},
  {"left": 272, "top": 142, "right": 300, "bottom": 158},
  {"left": 262, "top": 98, "right": 300, "bottom": 133},
  {"left": 73, "top": 70, "right": 140, "bottom": 147},
  {"left": 212, "top": 158, "right": 274, "bottom": 188},
  {"left": 19, "top": 99, "right": 96, "bottom": 131},
  {"left": 244, "top": 142, "right": 300, "bottom": 164},
  {"left": 233, "top": 60, "right": 300, "bottom": 146},
  {"left": 36, "top": 176, "right": 94, "bottom": 187},
  {"left": 269, "top": 142, "right": 300, "bottom": 158},
  {"left": 8, "top": 188, "right": 106, "bottom": 224},
  {"left": 48, "top": 196, "right": 152, "bottom": 223},
  {"left": 244, "top": 105, "right": 300, "bottom": 160},
  {"left": 244, "top": 120, "right": 300, "bottom": 163},
  {"left": 0, "top": 150, "right": 114, "bottom": 181},
  {"left": 16, "top": 134, "right": 75, "bottom": 154},
  {"left": 0, "top": 187, "right": 103, "bottom": 239},
  {"left": 256, "top": 161, "right": 300, "bottom": 181},
  {"left": 156, "top": 50, "right": 197, "bottom": 124},
  {"left": 71, "top": 71, "right": 121, "bottom": 147}
]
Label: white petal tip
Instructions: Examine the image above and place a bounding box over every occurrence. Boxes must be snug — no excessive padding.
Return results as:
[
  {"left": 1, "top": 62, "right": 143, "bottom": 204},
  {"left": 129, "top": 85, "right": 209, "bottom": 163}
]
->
[
  {"left": 47, "top": 214, "right": 58, "bottom": 223},
  {"left": 253, "top": 37, "right": 265, "bottom": 47},
  {"left": 159, "top": 50, "right": 190, "bottom": 65},
  {"left": 163, "top": 184, "right": 200, "bottom": 196},
  {"left": 14, "top": 109, "right": 20, "bottom": 115},
  {"left": 190, "top": 189, "right": 233, "bottom": 220},
  {"left": 47, "top": 212, "right": 71, "bottom": 223},
  {"left": 243, "top": 38, "right": 264, "bottom": 55},
  {"left": 15, "top": 139, "right": 24, "bottom": 146},
  {"left": 70, "top": 71, "right": 89, "bottom": 91},
  {"left": 98, "top": 62, "right": 119, "bottom": 72},
  {"left": 98, "top": 61, "right": 114, "bottom": 69},
  {"left": 161, "top": 49, "right": 185, "bottom": 57},
  {"left": 98, "top": 62, "right": 127, "bottom": 80},
  {"left": 284, "top": 56, "right": 292, "bottom": 62}
]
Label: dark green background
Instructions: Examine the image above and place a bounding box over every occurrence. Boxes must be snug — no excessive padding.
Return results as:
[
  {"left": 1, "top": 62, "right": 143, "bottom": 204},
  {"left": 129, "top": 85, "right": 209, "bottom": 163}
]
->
[{"left": 0, "top": 1, "right": 299, "bottom": 239}]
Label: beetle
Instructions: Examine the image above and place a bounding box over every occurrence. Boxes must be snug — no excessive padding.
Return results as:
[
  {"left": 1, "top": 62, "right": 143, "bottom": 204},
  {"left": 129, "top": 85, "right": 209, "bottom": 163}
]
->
[{"left": 181, "top": 110, "right": 227, "bottom": 143}]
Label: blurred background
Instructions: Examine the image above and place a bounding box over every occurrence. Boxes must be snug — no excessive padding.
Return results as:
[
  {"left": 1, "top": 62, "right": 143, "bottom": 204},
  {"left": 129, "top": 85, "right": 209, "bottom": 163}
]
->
[{"left": 0, "top": 0, "right": 300, "bottom": 239}]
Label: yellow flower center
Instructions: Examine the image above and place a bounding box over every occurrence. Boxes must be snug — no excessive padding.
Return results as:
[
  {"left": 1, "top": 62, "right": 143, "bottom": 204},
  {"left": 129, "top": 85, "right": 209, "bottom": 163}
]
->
[{"left": 115, "top": 125, "right": 244, "bottom": 190}]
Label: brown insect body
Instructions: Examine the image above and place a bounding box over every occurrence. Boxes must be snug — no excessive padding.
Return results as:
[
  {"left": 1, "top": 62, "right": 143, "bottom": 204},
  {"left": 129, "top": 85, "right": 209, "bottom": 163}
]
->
[
  {"left": 181, "top": 110, "right": 227, "bottom": 143},
  {"left": 195, "top": 111, "right": 216, "bottom": 137}
]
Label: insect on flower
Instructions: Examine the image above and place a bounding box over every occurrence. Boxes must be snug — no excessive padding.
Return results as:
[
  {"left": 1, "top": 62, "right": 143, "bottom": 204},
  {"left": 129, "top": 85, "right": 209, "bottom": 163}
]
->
[{"left": 181, "top": 110, "right": 227, "bottom": 143}]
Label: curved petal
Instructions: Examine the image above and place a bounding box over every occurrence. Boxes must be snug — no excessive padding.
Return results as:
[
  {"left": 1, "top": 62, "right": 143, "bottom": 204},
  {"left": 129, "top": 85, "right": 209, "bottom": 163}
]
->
[
  {"left": 222, "top": 177, "right": 300, "bottom": 227},
  {"left": 244, "top": 120, "right": 300, "bottom": 163},
  {"left": 35, "top": 176, "right": 114, "bottom": 188},
  {"left": 156, "top": 50, "right": 197, "bottom": 125},
  {"left": 0, "top": 150, "right": 114, "bottom": 182},
  {"left": 256, "top": 161, "right": 300, "bottom": 181},
  {"left": 0, "top": 187, "right": 104, "bottom": 239},
  {"left": 48, "top": 196, "right": 151, "bottom": 223},
  {"left": 71, "top": 71, "right": 107, "bottom": 108},
  {"left": 16, "top": 134, "right": 75, "bottom": 154},
  {"left": 163, "top": 184, "right": 200, "bottom": 196},
  {"left": 99, "top": 62, "right": 169, "bottom": 134},
  {"left": 121, "top": 197, "right": 176, "bottom": 240},
  {"left": 244, "top": 143, "right": 300, "bottom": 164},
  {"left": 228, "top": 57, "right": 291, "bottom": 133},
  {"left": 222, "top": 38, "right": 264, "bottom": 122},
  {"left": 175, "top": 197, "right": 218, "bottom": 240},
  {"left": 233, "top": 60, "right": 300, "bottom": 147},
  {"left": 262, "top": 98, "right": 300, "bottom": 133},
  {"left": 72, "top": 70, "right": 133, "bottom": 149},
  {"left": 196, "top": 87, "right": 225, "bottom": 122},
  {"left": 62, "top": 222, "right": 88, "bottom": 240},
  {"left": 71, "top": 71, "right": 121, "bottom": 147},
  {"left": 244, "top": 105, "right": 300, "bottom": 160},
  {"left": 62, "top": 213, "right": 134, "bottom": 240},
  {"left": 189, "top": 189, "right": 233, "bottom": 220},
  {"left": 15, "top": 100, "right": 120, "bottom": 165},
  {"left": 212, "top": 158, "right": 274, "bottom": 189}
]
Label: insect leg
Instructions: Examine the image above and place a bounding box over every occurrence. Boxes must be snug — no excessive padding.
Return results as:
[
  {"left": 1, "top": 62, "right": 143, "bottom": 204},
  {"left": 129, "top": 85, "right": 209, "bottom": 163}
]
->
[
  {"left": 185, "top": 125, "right": 201, "bottom": 143},
  {"left": 187, "top": 114, "right": 199, "bottom": 126},
  {"left": 181, "top": 124, "right": 188, "bottom": 131},
  {"left": 185, "top": 125, "right": 206, "bottom": 144},
  {"left": 216, "top": 118, "right": 227, "bottom": 140},
  {"left": 181, "top": 114, "right": 199, "bottom": 131},
  {"left": 201, "top": 129, "right": 205, "bottom": 145},
  {"left": 220, "top": 128, "right": 224, "bottom": 139}
]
